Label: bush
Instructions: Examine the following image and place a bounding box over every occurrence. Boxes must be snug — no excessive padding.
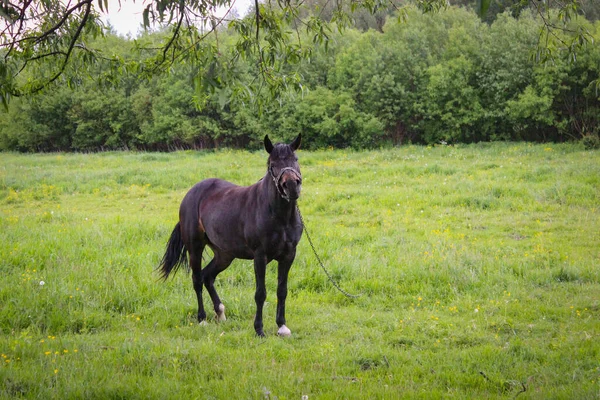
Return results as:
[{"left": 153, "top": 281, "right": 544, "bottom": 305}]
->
[{"left": 581, "top": 133, "right": 600, "bottom": 150}]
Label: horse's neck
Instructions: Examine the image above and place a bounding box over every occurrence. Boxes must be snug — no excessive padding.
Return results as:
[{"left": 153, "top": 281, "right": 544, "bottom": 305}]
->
[{"left": 273, "top": 198, "right": 297, "bottom": 221}]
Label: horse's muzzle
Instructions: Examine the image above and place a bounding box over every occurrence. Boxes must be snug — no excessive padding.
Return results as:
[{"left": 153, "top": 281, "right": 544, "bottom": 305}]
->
[{"left": 282, "top": 178, "right": 301, "bottom": 200}]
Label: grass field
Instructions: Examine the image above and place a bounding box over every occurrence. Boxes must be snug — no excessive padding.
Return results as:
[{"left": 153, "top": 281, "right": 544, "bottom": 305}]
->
[{"left": 1, "top": 143, "right": 599, "bottom": 399}]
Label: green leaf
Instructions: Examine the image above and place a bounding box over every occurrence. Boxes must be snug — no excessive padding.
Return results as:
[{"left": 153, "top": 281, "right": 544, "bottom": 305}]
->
[
  {"left": 478, "top": 0, "right": 491, "bottom": 18},
  {"left": 142, "top": 6, "right": 150, "bottom": 28},
  {"left": 0, "top": 92, "right": 9, "bottom": 112}
]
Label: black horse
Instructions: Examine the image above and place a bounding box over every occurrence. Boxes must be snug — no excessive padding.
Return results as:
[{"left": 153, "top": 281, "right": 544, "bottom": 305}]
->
[{"left": 158, "top": 134, "right": 303, "bottom": 337}]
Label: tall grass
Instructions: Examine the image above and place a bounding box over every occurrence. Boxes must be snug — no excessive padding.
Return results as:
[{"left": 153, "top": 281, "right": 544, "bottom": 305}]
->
[{"left": 1, "top": 143, "right": 599, "bottom": 398}]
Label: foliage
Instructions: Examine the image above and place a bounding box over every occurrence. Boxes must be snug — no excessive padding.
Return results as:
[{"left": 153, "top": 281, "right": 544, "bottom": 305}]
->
[
  {"left": 1, "top": 144, "right": 599, "bottom": 397},
  {"left": 0, "top": 90, "right": 75, "bottom": 151},
  {"left": 276, "top": 87, "right": 384, "bottom": 149},
  {"left": 1, "top": 0, "right": 597, "bottom": 108},
  {"left": 1, "top": 6, "right": 599, "bottom": 151},
  {"left": 581, "top": 133, "right": 600, "bottom": 149}
]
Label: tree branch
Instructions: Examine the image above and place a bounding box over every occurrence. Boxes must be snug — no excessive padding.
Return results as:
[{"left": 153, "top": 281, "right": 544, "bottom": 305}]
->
[
  {"left": 23, "top": 0, "right": 93, "bottom": 95},
  {"left": 2, "top": 0, "right": 32, "bottom": 59},
  {"left": 32, "top": 0, "right": 93, "bottom": 44},
  {"left": 156, "top": 4, "right": 185, "bottom": 69}
]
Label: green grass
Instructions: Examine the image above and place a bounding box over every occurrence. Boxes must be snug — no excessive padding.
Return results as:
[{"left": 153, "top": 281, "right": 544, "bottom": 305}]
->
[{"left": 1, "top": 143, "right": 599, "bottom": 399}]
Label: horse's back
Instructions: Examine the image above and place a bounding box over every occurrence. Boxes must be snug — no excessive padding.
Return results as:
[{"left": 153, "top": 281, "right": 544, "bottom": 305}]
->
[{"left": 180, "top": 177, "right": 235, "bottom": 206}]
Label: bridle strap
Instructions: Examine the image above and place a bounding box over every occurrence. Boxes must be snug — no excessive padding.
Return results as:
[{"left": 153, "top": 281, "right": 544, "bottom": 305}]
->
[{"left": 269, "top": 166, "right": 302, "bottom": 202}]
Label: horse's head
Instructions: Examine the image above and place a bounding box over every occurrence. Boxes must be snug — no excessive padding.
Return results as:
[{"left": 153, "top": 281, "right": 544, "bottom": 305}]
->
[{"left": 264, "top": 134, "right": 302, "bottom": 201}]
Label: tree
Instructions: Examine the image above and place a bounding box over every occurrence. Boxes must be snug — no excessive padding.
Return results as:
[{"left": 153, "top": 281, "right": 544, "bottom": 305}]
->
[
  {"left": 0, "top": 0, "right": 594, "bottom": 108},
  {"left": 1, "top": 4, "right": 597, "bottom": 151},
  {"left": 0, "top": 88, "right": 75, "bottom": 151},
  {"left": 278, "top": 86, "right": 383, "bottom": 149}
]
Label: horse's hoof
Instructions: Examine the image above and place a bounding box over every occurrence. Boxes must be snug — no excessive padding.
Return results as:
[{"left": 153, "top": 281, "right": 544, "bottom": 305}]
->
[
  {"left": 199, "top": 320, "right": 209, "bottom": 326},
  {"left": 277, "top": 325, "right": 292, "bottom": 337},
  {"left": 216, "top": 303, "right": 226, "bottom": 322}
]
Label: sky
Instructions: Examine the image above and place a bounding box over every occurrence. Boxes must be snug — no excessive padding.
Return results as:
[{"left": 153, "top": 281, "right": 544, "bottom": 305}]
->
[{"left": 101, "top": 0, "right": 254, "bottom": 37}]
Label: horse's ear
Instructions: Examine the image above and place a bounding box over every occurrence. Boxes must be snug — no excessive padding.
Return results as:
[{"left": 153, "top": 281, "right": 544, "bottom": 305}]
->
[
  {"left": 290, "top": 134, "right": 301, "bottom": 151},
  {"left": 264, "top": 135, "right": 274, "bottom": 154}
]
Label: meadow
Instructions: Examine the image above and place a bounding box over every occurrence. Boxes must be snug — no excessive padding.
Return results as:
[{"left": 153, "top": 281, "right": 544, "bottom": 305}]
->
[{"left": 1, "top": 142, "right": 599, "bottom": 399}]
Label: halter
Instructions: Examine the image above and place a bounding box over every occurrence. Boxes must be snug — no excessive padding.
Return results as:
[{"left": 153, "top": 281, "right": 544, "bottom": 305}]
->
[{"left": 269, "top": 166, "right": 302, "bottom": 202}]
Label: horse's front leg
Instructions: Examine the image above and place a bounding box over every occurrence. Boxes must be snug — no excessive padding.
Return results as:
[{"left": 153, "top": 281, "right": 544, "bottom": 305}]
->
[
  {"left": 276, "top": 255, "right": 294, "bottom": 337},
  {"left": 253, "top": 254, "right": 268, "bottom": 337}
]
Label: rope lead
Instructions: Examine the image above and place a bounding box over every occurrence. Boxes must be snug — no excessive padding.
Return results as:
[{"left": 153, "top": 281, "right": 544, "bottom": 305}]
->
[{"left": 297, "top": 205, "right": 362, "bottom": 299}]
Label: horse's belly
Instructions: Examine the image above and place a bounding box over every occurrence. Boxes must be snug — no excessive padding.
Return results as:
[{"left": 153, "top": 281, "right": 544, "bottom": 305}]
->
[
  {"left": 207, "top": 241, "right": 255, "bottom": 260},
  {"left": 203, "top": 223, "right": 255, "bottom": 259}
]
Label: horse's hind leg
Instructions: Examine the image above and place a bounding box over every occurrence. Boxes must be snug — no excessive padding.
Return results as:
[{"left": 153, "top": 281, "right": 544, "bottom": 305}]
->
[
  {"left": 188, "top": 242, "right": 207, "bottom": 323},
  {"left": 202, "top": 252, "right": 233, "bottom": 322}
]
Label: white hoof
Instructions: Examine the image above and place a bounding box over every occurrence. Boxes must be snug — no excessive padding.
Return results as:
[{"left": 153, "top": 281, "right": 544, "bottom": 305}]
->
[
  {"left": 199, "top": 320, "right": 209, "bottom": 326},
  {"left": 216, "top": 303, "right": 226, "bottom": 322},
  {"left": 277, "top": 325, "right": 292, "bottom": 337}
]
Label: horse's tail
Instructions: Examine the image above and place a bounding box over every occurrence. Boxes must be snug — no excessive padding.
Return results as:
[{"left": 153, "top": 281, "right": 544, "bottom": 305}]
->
[{"left": 157, "top": 222, "right": 188, "bottom": 280}]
